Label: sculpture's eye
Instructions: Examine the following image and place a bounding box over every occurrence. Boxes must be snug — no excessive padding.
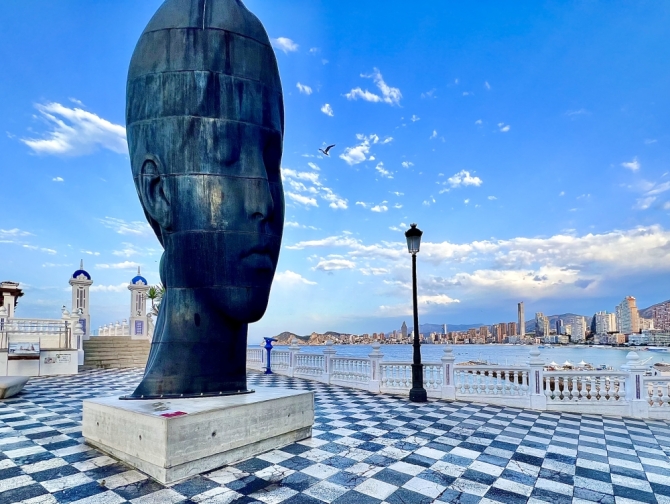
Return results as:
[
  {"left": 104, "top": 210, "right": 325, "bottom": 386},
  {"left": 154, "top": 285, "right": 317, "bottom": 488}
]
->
[{"left": 263, "top": 131, "right": 282, "bottom": 183}]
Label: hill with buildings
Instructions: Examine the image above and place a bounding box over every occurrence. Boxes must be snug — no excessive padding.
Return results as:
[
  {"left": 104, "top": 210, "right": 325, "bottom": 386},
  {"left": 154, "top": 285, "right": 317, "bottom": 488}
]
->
[{"left": 639, "top": 300, "right": 670, "bottom": 319}]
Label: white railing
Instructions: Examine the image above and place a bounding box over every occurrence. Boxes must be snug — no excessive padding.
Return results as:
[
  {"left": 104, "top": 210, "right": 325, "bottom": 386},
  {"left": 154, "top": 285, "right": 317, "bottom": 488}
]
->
[
  {"left": 271, "top": 350, "right": 290, "bottom": 370},
  {"left": 246, "top": 345, "right": 669, "bottom": 420},
  {"left": 294, "top": 354, "right": 326, "bottom": 377},
  {"left": 544, "top": 371, "right": 626, "bottom": 403},
  {"left": 455, "top": 366, "right": 529, "bottom": 397},
  {"left": 331, "top": 357, "right": 371, "bottom": 384},
  {"left": 644, "top": 377, "right": 670, "bottom": 409},
  {"left": 1, "top": 318, "right": 75, "bottom": 350}
]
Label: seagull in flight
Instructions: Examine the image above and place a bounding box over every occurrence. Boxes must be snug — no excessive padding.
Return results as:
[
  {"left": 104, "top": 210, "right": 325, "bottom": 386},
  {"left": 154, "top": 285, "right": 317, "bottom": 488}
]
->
[{"left": 319, "top": 144, "right": 336, "bottom": 157}]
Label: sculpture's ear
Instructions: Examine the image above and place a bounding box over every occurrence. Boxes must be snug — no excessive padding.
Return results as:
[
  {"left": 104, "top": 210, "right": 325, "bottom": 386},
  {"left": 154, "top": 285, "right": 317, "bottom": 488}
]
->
[{"left": 137, "top": 156, "right": 171, "bottom": 231}]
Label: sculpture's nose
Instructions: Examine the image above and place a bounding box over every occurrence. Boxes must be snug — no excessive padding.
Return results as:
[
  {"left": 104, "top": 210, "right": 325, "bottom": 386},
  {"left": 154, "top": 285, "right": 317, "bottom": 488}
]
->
[{"left": 245, "top": 178, "right": 274, "bottom": 224}]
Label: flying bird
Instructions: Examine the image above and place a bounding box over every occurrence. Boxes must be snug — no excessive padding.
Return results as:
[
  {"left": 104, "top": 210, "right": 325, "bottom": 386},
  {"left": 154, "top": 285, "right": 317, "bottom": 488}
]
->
[{"left": 319, "top": 144, "right": 336, "bottom": 157}]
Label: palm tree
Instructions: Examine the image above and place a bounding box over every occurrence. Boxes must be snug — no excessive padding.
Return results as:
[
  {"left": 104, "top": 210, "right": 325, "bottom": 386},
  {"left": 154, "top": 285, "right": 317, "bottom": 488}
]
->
[{"left": 147, "top": 284, "right": 165, "bottom": 316}]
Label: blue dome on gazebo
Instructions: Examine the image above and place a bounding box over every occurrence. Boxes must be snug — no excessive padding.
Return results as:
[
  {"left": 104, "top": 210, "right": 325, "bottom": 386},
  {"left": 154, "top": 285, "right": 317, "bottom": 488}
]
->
[
  {"left": 72, "top": 260, "right": 91, "bottom": 280},
  {"left": 131, "top": 267, "right": 148, "bottom": 285}
]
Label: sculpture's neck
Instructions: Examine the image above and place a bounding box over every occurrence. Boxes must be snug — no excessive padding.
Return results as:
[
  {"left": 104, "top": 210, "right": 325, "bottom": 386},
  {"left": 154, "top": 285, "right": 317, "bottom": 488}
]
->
[{"left": 131, "top": 286, "right": 250, "bottom": 398}]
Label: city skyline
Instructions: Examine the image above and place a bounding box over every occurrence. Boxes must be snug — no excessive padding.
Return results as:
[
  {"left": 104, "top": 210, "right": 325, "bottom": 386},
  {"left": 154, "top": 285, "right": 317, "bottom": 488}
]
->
[{"left": 1, "top": 1, "right": 670, "bottom": 339}]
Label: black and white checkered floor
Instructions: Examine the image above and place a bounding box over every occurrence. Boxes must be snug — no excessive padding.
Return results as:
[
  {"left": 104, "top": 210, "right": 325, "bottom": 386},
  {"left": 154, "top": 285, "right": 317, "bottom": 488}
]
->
[{"left": 1, "top": 370, "right": 670, "bottom": 504}]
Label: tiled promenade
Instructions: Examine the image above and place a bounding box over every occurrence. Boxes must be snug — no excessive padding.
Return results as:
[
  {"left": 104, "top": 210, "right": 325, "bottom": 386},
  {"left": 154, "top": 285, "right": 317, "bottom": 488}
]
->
[{"left": 1, "top": 370, "right": 670, "bottom": 504}]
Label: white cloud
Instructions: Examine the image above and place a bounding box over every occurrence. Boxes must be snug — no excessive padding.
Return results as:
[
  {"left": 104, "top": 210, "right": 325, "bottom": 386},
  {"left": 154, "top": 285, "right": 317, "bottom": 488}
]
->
[
  {"left": 464, "top": 199, "right": 470, "bottom": 204},
  {"left": 90, "top": 283, "right": 127, "bottom": 293},
  {"left": 462, "top": 91, "right": 472, "bottom": 96},
  {"left": 360, "top": 267, "right": 389, "bottom": 276},
  {"left": 475, "top": 119, "right": 483, "bottom": 125},
  {"left": 112, "top": 243, "right": 150, "bottom": 258},
  {"left": 447, "top": 170, "right": 483, "bottom": 188},
  {"left": 565, "top": 109, "right": 589, "bottom": 117},
  {"left": 98, "top": 217, "right": 153, "bottom": 237},
  {"left": 275, "top": 270, "right": 317, "bottom": 286},
  {"left": 419, "top": 294, "right": 461, "bottom": 306},
  {"left": 391, "top": 191, "right": 404, "bottom": 196},
  {"left": 634, "top": 196, "right": 656, "bottom": 210},
  {"left": 371, "top": 204, "right": 388, "bottom": 213},
  {"left": 285, "top": 221, "right": 318, "bottom": 230},
  {"left": 430, "top": 130, "right": 438, "bottom": 140},
  {"left": 559, "top": 191, "right": 565, "bottom": 197},
  {"left": 339, "top": 134, "right": 380, "bottom": 165},
  {"left": 488, "top": 196, "right": 497, "bottom": 200},
  {"left": 308, "top": 162, "right": 320, "bottom": 171},
  {"left": 287, "top": 192, "right": 318, "bottom": 207},
  {"left": 271, "top": 37, "right": 299, "bottom": 53},
  {"left": 296, "top": 83, "right": 313, "bottom": 95},
  {"left": 498, "top": 123, "right": 510, "bottom": 133},
  {"left": 321, "top": 103, "right": 334, "bottom": 117},
  {"left": 42, "top": 263, "right": 72, "bottom": 268},
  {"left": 282, "top": 167, "right": 347, "bottom": 210},
  {"left": 622, "top": 157, "right": 641, "bottom": 172},
  {"left": 421, "top": 89, "right": 436, "bottom": 99},
  {"left": 484, "top": 81, "right": 491, "bottom": 90},
  {"left": 375, "top": 162, "right": 393, "bottom": 179},
  {"left": 21, "top": 102, "right": 127, "bottom": 157},
  {"left": 345, "top": 68, "right": 402, "bottom": 106},
  {"left": 81, "top": 250, "right": 100, "bottom": 256},
  {"left": 0, "top": 228, "right": 33, "bottom": 238},
  {"left": 314, "top": 258, "right": 356, "bottom": 272},
  {"left": 401, "top": 161, "right": 414, "bottom": 168},
  {"left": 356, "top": 202, "right": 368, "bottom": 209},
  {"left": 309, "top": 47, "right": 319, "bottom": 54},
  {"left": 96, "top": 261, "right": 141, "bottom": 270},
  {"left": 665, "top": 202, "right": 670, "bottom": 210},
  {"left": 410, "top": 115, "right": 420, "bottom": 122},
  {"left": 22, "top": 245, "right": 57, "bottom": 254},
  {"left": 52, "top": 177, "right": 64, "bottom": 182},
  {"left": 645, "top": 139, "right": 657, "bottom": 145}
]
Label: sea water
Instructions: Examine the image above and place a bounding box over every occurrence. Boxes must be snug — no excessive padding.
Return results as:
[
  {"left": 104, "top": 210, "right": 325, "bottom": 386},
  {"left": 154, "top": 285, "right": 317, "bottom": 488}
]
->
[{"left": 260, "top": 344, "right": 669, "bottom": 369}]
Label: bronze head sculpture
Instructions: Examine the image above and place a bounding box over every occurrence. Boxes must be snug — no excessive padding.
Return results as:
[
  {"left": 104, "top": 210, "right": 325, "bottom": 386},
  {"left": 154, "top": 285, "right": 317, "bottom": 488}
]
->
[{"left": 125, "top": 0, "right": 284, "bottom": 398}]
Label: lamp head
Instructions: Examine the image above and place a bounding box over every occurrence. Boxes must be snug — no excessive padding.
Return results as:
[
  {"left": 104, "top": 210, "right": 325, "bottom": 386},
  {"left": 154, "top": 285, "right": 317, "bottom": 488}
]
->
[{"left": 405, "top": 223, "right": 423, "bottom": 254}]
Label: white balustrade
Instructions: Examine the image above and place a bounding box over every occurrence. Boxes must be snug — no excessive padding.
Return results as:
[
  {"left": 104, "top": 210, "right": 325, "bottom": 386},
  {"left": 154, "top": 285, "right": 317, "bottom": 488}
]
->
[
  {"left": 245, "top": 347, "right": 669, "bottom": 421},
  {"left": 271, "top": 350, "right": 290, "bottom": 370},
  {"left": 644, "top": 377, "right": 670, "bottom": 408},
  {"left": 294, "top": 354, "right": 326, "bottom": 376},
  {"left": 454, "top": 366, "right": 530, "bottom": 397},
  {"left": 247, "top": 348, "right": 263, "bottom": 364},
  {"left": 543, "top": 371, "right": 627, "bottom": 404},
  {"left": 380, "top": 362, "right": 412, "bottom": 390},
  {"left": 331, "top": 358, "right": 371, "bottom": 383}
]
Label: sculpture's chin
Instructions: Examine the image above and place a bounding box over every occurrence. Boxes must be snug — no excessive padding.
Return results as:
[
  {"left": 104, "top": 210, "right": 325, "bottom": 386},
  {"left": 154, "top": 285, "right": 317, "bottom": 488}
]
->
[{"left": 206, "top": 286, "right": 271, "bottom": 324}]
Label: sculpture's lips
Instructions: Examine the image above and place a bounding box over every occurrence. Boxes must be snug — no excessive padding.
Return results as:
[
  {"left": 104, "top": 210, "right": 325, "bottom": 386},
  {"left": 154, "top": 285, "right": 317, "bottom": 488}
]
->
[{"left": 241, "top": 246, "right": 275, "bottom": 271}]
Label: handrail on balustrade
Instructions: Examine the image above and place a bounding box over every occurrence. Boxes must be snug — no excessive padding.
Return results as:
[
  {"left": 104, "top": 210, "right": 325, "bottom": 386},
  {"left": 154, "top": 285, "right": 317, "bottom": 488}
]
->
[
  {"left": 543, "top": 371, "right": 627, "bottom": 377},
  {"left": 380, "top": 361, "right": 442, "bottom": 366},
  {"left": 454, "top": 365, "right": 530, "bottom": 371}
]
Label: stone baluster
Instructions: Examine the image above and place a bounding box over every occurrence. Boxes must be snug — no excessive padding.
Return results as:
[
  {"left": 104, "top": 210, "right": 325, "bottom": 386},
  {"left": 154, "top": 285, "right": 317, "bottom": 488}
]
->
[
  {"left": 286, "top": 342, "right": 301, "bottom": 377},
  {"left": 322, "top": 340, "right": 336, "bottom": 384},
  {"left": 528, "top": 348, "right": 547, "bottom": 410},
  {"left": 622, "top": 351, "right": 647, "bottom": 418},
  {"left": 441, "top": 345, "right": 456, "bottom": 400},
  {"left": 368, "top": 344, "right": 382, "bottom": 392}
]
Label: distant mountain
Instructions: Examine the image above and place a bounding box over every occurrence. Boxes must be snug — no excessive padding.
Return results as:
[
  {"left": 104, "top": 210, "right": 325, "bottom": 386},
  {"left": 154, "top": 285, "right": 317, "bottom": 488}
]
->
[{"left": 639, "top": 300, "right": 670, "bottom": 319}]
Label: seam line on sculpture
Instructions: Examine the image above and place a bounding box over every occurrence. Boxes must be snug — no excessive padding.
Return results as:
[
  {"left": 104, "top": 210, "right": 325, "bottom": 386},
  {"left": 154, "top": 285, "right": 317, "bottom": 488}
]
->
[
  {"left": 154, "top": 175, "right": 281, "bottom": 180},
  {"left": 164, "top": 231, "right": 281, "bottom": 236},
  {"left": 140, "top": 27, "right": 270, "bottom": 48},
  {"left": 202, "top": 0, "right": 207, "bottom": 30},
  {"left": 128, "top": 72, "right": 282, "bottom": 91},
  {"left": 127, "top": 117, "right": 281, "bottom": 132}
]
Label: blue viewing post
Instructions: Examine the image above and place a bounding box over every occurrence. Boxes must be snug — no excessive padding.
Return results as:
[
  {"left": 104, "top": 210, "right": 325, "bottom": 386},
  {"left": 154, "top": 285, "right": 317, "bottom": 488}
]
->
[{"left": 264, "top": 337, "right": 278, "bottom": 374}]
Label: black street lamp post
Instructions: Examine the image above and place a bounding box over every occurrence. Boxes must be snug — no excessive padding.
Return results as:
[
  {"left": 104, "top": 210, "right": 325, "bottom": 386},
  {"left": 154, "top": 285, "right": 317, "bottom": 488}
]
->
[{"left": 405, "top": 224, "right": 427, "bottom": 403}]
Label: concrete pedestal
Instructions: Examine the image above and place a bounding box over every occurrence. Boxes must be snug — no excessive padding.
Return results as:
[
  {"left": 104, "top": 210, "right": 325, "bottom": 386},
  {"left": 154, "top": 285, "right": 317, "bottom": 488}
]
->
[{"left": 82, "top": 387, "right": 314, "bottom": 484}]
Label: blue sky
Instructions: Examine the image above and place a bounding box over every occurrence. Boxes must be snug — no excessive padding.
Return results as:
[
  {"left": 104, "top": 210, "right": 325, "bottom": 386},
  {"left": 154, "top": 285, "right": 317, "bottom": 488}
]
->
[{"left": 1, "top": 1, "right": 669, "bottom": 341}]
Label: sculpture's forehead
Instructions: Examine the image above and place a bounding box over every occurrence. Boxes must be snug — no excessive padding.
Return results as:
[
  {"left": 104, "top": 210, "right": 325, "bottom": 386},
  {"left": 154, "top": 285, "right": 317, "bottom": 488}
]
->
[{"left": 127, "top": 0, "right": 283, "bottom": 130}]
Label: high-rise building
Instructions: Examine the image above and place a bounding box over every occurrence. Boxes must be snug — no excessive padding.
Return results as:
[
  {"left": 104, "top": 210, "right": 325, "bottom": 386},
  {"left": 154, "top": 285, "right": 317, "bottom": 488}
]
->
[
  {"left": 616, "top": 297, "right": 640, "bottom": 334},
  {"left": 556, "top": 318, "right": 563, "bottom": 333},
  {"left": 479, "top": 326, "right": 489, "bottom": 339},
  {"left": 443, "top": 323, "right": 447, "bottom": 335},
  {"left": 507, "top": 322, "right": 517, "bottom": 337},
  {"left": 595, "top": 311, "right": 616, "bottom": 334},
  {"left": 571, "top": 316, "right": 586, "bottom": 342},
  {"left": 535, "top": 312, "right": 550, "bottom": 337},
  {"left": 518, "top": 302, "right": 525, "bottom": 335},
  {"left": 401, "top": 321, "right": 408, "bottom": 339},
  {"left": 652, "top": 302, "right": 670, "bottom": 332}
]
